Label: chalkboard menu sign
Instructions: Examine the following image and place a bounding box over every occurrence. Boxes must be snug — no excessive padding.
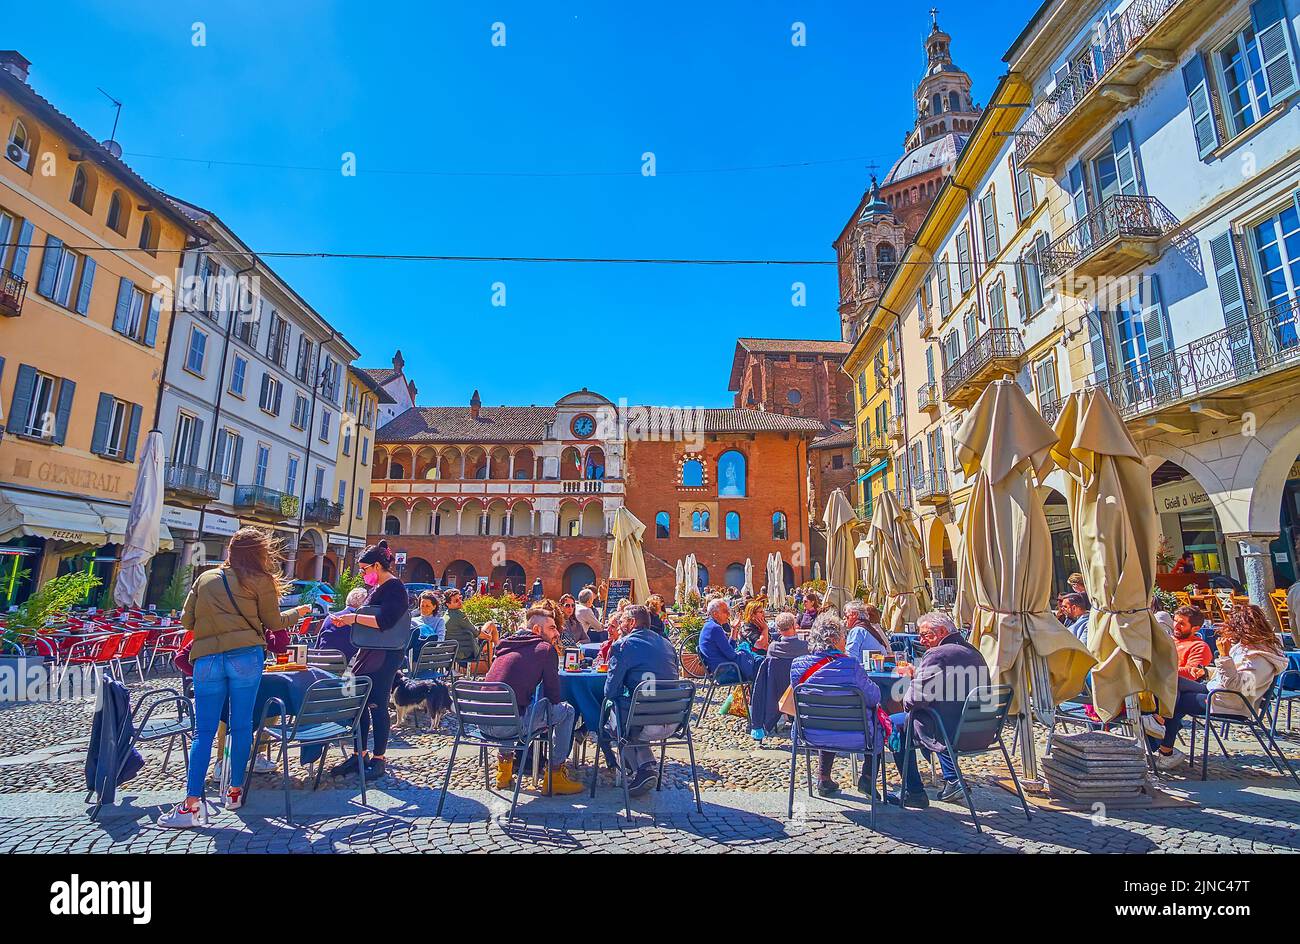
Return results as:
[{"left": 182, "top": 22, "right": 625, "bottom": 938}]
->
[{"left": 603, "top": 579, "right": 633, "bottom": 617}]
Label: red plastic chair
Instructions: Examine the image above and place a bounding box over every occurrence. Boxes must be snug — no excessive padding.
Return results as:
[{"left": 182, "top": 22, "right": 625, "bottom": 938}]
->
[
  {"left": 58, "top": 634, "right": 124, "bottom": 689},
  {"left": 113, "top": 629, "right": 151, "bottom": 681},
  {"left": 147, "top": 629, "right": 191, "bottom": 675}
]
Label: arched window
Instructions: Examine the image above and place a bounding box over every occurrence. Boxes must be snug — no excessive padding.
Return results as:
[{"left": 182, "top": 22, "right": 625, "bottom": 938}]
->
[
  {"left": 725, "top": 563, "right": 746, "bottom": 589},
  {"left": 877, "top": 242, "right": 896, "bottom": 281},
  {"left": 6, "top": 119, "right": 33, "bottom": 172},
  {"left": 388, "top": 461, "right": 406, "bottom": 480},
  {"left": 724, "top": 511, "right": 740, "bottom": 541},
  {"left": 384, "top": 515, "right": 401, "bottom": 536},
  {"left": 138, "top": 214, "right": 157, "bottom": 254},
  {"left": 655, "top": 511, "right": 670, "bottom": 539},
  {"left": 717, "top": 450, "right": 746, "bottom": 498},
  {"left": 949, "top": 91, "right": 962, "bottom": 112},
  {"left": 772, "top": 512, "right": 788, "bottom": 540},
  {"left": 696, "top": 564, "right": 710, "bottom": 590},
  {"left": 691, "top": 508, "right": 710, "bottom": 532},
  {"left": 932, "top": 93, "right": 943, "bottom": 114},
  {"left": 680, "top": 458, "right": 704, "bottom": 487},
  {"left": 70, "top": 166, "right": 90, "bottom": 211},
  {"left": 107, "top": 191, "right": 129, "bottom": 235}
]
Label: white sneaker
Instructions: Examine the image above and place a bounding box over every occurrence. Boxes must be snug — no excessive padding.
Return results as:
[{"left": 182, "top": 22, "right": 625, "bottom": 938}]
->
[
  {"left": 1140, "top": 715, "right": 1166, "bottom": 739},
  {"left": 224, "top": 787, "right": 245, "bottom": 811},
  {"left": 209, "top": 760, "right": 226, "bottom": 784},
  {"left": 252, "top": 755, "right": 278, "bottom": 774},
  {"left": 1153, "top": 749, "right": 1184, "bottom": 772},
  {"left": 157, "top": 802, "right": 205, "bottom": 829}
]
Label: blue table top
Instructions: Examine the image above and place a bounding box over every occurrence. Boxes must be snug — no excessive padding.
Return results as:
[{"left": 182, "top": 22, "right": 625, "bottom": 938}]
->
[{"left": 559, "top": 670, "right": 607, "bottom": 732}]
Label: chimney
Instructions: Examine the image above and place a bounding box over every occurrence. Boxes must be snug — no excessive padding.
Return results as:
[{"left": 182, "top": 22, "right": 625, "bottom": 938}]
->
[
  {"left": 0, "top": 51, "right": 31, "bottom": 84},
  {"left": 469, "top": 389, "right": 482, "bottom": 421},
  {"left": 392, "top": 349, "right": 404, "bottom": 372}
]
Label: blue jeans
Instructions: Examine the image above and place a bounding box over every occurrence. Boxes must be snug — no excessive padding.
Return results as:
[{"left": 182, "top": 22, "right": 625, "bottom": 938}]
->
[
  {"left": 889, "top": 710, "right": 957, "bottom": 793},
  {"left": 187, "top": 645, "right": 264, "bottom": 797}
]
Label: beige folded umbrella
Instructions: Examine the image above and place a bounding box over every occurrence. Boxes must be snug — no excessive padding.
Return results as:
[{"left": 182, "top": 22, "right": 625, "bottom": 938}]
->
[
  {"left": 609, "top": 507, "right": 650, "bottom": 604},
  {"left": 954, "top": 380, "right": 1096, "bottom": 778},
  {"left": 867, "top": 489, "right": 933, "bottom": 635},
  {"left": 743, "top": 558, "right": 754, "bottom": 596},
  {"left": 1051, "top": 388, "right": 1178, "bottom": 722},
  {"left": 822, "top": 488, "right": 858, "bottom": 614},
  {"left": 674, "top": 559, "right": 685, "bottom": 606}
]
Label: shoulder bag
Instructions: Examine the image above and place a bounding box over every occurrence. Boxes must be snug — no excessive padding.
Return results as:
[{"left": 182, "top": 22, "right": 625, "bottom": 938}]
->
[{"left": 219, "top": 570, "right": 289, "bottom": 654}]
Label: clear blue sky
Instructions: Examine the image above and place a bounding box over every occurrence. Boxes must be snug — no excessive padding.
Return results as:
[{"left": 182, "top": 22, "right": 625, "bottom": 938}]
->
[{"left": 11, "top": 0, "right": 1038, "bottom": 408}]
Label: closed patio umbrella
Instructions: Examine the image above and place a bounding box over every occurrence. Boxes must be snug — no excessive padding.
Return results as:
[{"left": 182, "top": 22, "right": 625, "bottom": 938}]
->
[
  {"left": 743, "top": 557, "right": 754, "bottom": 596},
  {"left": 1050, "top": 388, "right": 1178, "bottom": 722},
  {"left": 114, "top": 430, "right": 165, "bottom": 608},
  {"left": 674, "top": 559, "right": 685, "bottom": 606},
  {"left": 768, "top": 552, "right": 788, "bottom": 609},
  {"left": 866, "top": 489, "right": 933, "bottom": 635},
  {"left": 822, "top": 488, "right": 858, "bottom": 615},
  {"left": 954, "top": 380, "right": 1095, "bottom": 781},
  {"left": 685, "top": 553, "right": 698, "bottom": 600},
  {"left": 609, "top": 507, "right": 650, "bottom": 604}
]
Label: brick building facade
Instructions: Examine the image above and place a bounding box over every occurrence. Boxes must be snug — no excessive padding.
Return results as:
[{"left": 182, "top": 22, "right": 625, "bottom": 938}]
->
[{"left": 727, "top": 337, "right": 853, "bottom": 424}]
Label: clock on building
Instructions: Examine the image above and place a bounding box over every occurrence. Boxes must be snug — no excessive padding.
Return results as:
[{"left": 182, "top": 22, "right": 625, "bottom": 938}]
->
[{"left": 571, "top": 414, "right": 596, "bottom": 439}]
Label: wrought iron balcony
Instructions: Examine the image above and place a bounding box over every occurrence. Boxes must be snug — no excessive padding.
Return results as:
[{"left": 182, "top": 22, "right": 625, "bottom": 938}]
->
[
  {"left": 233, "top": 484, "right": 299, "bottom": 520},
  {"left": 303, "top": 498, "right": 343, "bottom": 527},
  {"left": 914, "top": 470, "right": 950, "bottom": 505},
  {"left": 887, "top": 415, "right": 906, "bottom": 442},
  {"left": 866, "top": 434, "right": 891, "bottom": 459},
  {"left": 164, "top": 462, "right": 221, "bottom": 502},
  {"left": 941, "top": 328, "right": 1025, "bottom": 409},
  {"left": 917, "top": 382, "right": 941, "bottom": 413},
  {"left": 1041, "top": 195, "right": 1177, "bottom": 282},
  {"left": 1039, "top": 396, "right": 1067, "bottom": 428},
  {"left": 919, "top": 307, "right": 936, "bottom": 339},
  {"left": 852, "top": 445, "right": 868, "bottom": 468},
  {"left": 1014, "top": 0, "right": 1219, "bottom": 173},
  {"left": 0, "top": 267, "right": 27, "bottom": 317},
  {"left": 1093, "top": 296, "right": 1300, "bottom": 420},
  {"left": 857, "top": 497, "right": 873, "bottom": 523}
]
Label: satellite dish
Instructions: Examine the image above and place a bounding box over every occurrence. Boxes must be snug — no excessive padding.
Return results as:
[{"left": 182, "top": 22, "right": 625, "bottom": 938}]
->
[{"left": 101, "top": 139, "right": 122, "bottom": 159}]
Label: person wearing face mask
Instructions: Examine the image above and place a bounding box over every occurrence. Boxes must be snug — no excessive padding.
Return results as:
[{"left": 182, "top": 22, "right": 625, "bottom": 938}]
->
[{"left": 326, "top": 540, "right": 407, "bottom": 779}]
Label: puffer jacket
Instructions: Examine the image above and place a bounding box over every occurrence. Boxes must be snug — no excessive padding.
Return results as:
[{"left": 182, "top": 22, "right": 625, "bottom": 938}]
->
[
  {"left": 790, "top": 650, "right": 883, "bottom": 753},
  {"left": 1207, "top": 644, "right": 1287, "bottom": 716},
  {"left": 181, "top": 568, "right": 300, "bottom": 662}
]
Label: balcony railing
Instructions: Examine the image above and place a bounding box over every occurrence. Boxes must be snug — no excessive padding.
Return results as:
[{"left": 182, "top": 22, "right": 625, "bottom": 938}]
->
[
  {"left": 233, "top": 484, "right": 299, "bottom": 520},
  {"left": 941, "top": 328, "right": 1024, "bottom": 408},
  {"left": 562, "top": 479, "right": 605, "bottom": 494},
  {"left": 303, "top": 498, "right": 343, "bottom": 527},
  {"left": 164, "top": 462, "right": 221, "bottom": 501},
  {"left": 857, "top": 498, "right": 874, "bottom": 523},
  {"left": 866, "top": 434, "right": 891, "bottom": 458},
  {"left": 914, "top": 469, "right": 950, "bottom": 504},
  {"left": 1015, "top": 0, "right": 1185, "bottom": 167},
  {"left": 1039, "top": 396, "right": 1067, "bottom": 428},
  {"left": 917, "top": 382, "right": 941, "bottom": 413},
  {"left": 852, "top": 445, "right": 868, "bottom": 468},
  {"left": 1041, "top": 195, "right": 1177, "bottom": 282},
  {"left": 0, "top": 267, "right": 27, "bottom": 317},
  {"left": 887, "top": 415, "right": 906, "bottom": 441},
  {"left": 1094, "top": 296, "right": 1300, "bottom": 419}
]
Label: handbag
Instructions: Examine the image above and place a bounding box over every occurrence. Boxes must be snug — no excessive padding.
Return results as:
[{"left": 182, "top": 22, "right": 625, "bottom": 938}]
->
[
  {"left": 219, "top": 571, "right": 288, "bottom": 654},
  {"left": 350, "top": 603, "right": 410, "bottom": 651}
]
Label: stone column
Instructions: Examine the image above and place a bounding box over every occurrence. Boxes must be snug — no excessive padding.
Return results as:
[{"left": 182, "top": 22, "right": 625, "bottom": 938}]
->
[
  {"left": 1226, "top": 532, "right": 1280, "bottom": 629},
  {"left": 313, "top": 552, "right": 325, "bottom": 581}
]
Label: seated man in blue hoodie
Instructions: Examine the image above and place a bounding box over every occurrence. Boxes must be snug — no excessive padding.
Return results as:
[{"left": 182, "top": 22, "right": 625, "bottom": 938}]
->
[
  {"left": 602, "top": 605, "right": 679, "bottom": 795},
  {"left": 697, "top": 598, "right": 758, "bottom": 683}
]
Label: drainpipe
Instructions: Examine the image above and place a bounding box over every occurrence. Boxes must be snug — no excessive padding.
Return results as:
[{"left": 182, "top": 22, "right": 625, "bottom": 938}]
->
[{"left": 342, "top": 388, "right": 364, "bottom": 571}]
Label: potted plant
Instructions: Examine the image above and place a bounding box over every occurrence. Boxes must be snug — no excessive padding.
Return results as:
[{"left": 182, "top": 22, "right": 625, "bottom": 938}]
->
[
  {"left": 1, "top": 571, "right": 101, "bottom": 704},
  {"left": 1155, "top": 534, "right": 1176, "bottom": 573},
  {"left": 157, "top": 564, "right": 193, "bottom": 616},
  {"left": 331, "top": 568, "right": 365, "bottom": 611}
]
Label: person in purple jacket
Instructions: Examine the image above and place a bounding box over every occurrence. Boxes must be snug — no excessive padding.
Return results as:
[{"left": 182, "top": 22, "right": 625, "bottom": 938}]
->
[{"left": 790, "top": 613, "right": 882, "bottom": 797}]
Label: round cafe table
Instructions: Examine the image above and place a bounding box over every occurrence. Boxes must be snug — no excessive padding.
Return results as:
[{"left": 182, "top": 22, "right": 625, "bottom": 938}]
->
[
  {"left": 559, "top": 670, "right": 607, "bottom": 733},
  {"left": 869, "top": 672, "right": 912, "bottom": 715}
]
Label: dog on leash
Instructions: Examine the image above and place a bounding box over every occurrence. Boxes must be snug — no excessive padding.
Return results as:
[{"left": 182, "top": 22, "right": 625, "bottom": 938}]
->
[{"left": 390, "top": 671, "right": 451, "bottom": 728}]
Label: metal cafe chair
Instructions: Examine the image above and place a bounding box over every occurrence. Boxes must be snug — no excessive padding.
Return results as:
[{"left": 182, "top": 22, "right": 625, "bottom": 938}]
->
[
  {"left": 112, "top": 629, "right": 152, "bottom": 682},
  {"left": 694, "top": 661, "right": 749, "bottom": 727},
  {"left": 1271, "top": 668, "right": 1300, "bottom": 737},
  {"left": 904, "top": 684, "right": 1032, "bottom": 834},
  {"left": 436, "top": 680, "right": 555, "bottom": 822},
  {"left": 306, "top": 648, "right": 349, "bottom": 675},
  {"left": 249, "top": 676, "right": 373, "bottom": 823},
  {"left": 787, "top": 685, "right": 885, "bottom": 826},
  {"left": 146, "top": 629, "right": 191, "bottom": 676},
  {"left": 1186, "top": 686, "right": 1299, "bottom": 785},
  {"left": 88, "top": 686, "right": 195, "bottom": 821},
  {"left": 412, "top": 641, "right": 459, "bottom": 682},
  {"left": 591, "top": 679, "right": 702, "bottom": 820}
]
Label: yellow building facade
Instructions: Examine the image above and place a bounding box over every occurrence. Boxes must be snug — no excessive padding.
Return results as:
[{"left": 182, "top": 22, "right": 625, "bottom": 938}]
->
[{"left": 0, "top": 52, "right": 197, "bottom": 600}]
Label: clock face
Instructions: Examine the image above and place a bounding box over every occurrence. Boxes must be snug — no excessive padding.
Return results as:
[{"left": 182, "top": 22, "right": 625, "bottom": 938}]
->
[{"left": 571, "top": 414, "right": 596, "bottom": 439}]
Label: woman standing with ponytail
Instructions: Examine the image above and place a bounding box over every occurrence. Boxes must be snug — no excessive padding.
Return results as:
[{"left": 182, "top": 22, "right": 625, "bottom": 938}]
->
[{"left": 327, "top": 540, "right": 407, "bottom": 778}]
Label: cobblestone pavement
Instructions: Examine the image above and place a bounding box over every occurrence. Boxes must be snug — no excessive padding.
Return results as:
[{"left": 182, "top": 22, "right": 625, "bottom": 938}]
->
[{"left": 2, "top": 677, "right": 1298, "bottom": 853}]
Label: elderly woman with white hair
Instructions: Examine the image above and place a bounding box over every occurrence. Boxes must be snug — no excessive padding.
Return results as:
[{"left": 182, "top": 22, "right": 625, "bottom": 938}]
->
[{"left": 789, "top": 612, "right": 883, "bottom": 797}]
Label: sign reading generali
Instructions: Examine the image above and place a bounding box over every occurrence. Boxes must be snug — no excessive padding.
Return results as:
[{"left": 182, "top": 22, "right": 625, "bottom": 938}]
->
[{"left": 1153, "top": 479, "right": 1212, "bottom": 514}]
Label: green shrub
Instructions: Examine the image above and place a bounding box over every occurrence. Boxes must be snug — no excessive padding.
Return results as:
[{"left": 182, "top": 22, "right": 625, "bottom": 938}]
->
[
  {"left": 462, "top": 592, "right": 524, "bottom": 629},
  {"left": 5, "top": 571, "right": 102, "bottom": 635}
]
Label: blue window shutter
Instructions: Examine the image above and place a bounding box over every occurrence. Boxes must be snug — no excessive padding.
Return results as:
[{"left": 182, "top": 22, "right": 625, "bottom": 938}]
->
[
  {"left": 75, "top": 257, "right": 96, "bottom": 315},
  {"left": 273, "top": 380, "right": 282, "bottom": 415},
  {"left": 7, "top": 364, "right": 36, "bottom": 434},
  {"left": 36, "top": 235, "right": 62, "bottom": 298},
  {"left": 123, "top": 403, "right": 141, "bottom": 463},
  {"left": 1111, "top": 121, "right": 1142, "bottom": 195},
  {"left": 11, "top": 221, "right": 34, "bottom": 278},
  {"left": 91, "top": 393, "right": 113, "bottom": 455},
  {"left": 1209, "top": 231, "right": 1248, "bottom": 328},
  {"left": 230, "top": 435, "right": 243, "bottom": 482},
  {"left": 1067, "top": 162, "right": 1088, "bottom": 219},
  {"left": 1182, "top": 54, "right": 1220, "bottom": 159},
  {"left": 113, "top": 277, "right": 133, "bottom": 334},
  {"left": 1253, "top": 0, "right": 1300, "bottom": 101},
  {"left": 51, "top": 378, "right": 75, "bottom": 445},
  {"left": 144, "top": 292, "right": 162, "bottom": 346},
  {"left": 188, "top": 416, "right": 204, "bottom": 466},
  {"left": 1140, "top": 275, "right": 1170, "bottom": 357},
  {"left": 1087, "top": 305, "right": 1110, "bottom": 384}
]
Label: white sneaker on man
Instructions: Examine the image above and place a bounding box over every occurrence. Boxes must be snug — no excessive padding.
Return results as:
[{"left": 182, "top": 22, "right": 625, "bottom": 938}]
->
[
  {"left": 157, "top": 802, "right": 206, "bottom": 829},
  {"left": 1153, "top": 749, "right": 1185, "bottom": 772},
  {"left": 251, "top": 754, "right": 278, "bottom": 774},
  {"left": 1140, "top": 715, "right": 1166, "bottom": 739}
]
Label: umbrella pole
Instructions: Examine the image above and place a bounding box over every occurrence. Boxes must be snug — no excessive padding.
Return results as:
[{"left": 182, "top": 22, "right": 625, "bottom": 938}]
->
[{"left": 1017, "top": 658, "right": 1040, "bottom": 785}]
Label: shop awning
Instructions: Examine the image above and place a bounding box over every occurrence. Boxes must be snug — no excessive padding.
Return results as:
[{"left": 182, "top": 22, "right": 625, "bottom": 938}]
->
[{"left": 0, "top": 489, "right": 172, "bottom": 549}]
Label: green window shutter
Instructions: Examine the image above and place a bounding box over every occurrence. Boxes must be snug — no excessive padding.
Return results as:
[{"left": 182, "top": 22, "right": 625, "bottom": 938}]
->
[
  {"left": 1182, "top": 54, "right": 1221, "bottom": 159},
  {"left": 75, "top": 257, "right": 96, "bottom": 315},
  {"left": 6, "top": 364, "right": 36, "bottom": 434},
  {"left": 956, "top": 230, "right": 972, "bottom": 293},
  {"left": 188, "top": 416, "right": 204, "bottom": 466},
  {"left": 937, "top": 257, "right": 950, "bottom": 315},
  {"left": 230, "top": 435, "right": 244, "bottom": 482},
  {"left": 91, "top": 393, "right": 114, "bottom": 455},
  {"left": 1253, "top": 0, "right": 1300, "bottom": 101},
  {"left": 52, "top": 378, "right": 75, "bottom": 445}
]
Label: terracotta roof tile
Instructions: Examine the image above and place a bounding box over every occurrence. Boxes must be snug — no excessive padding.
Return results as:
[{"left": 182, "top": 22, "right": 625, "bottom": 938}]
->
[{"left": 377, "top": 406, "right": 556, "bottom": 443}]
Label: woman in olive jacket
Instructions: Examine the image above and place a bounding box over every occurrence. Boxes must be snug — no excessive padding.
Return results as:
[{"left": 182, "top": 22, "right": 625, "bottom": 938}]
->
[{"left": 159, "top": 528, "right": 308, "bottom": 828}]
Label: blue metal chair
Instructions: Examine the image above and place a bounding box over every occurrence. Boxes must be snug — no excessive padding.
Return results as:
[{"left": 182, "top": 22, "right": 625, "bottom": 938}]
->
[
  {"left": 248, "top": 675, "right": 373, "bottom": 823},
  {"left": 1271, "top": 668, "right": 1300, "bottom": 738},
  {"left": 592, "top": 679, "right": 701, "bottom": 820},
  {"left": 787, "top": 685, "right": 885, "bottom": 827},
  {"left": 88, "top": 686, "right": 194, "bottom": 821},
  {"left": 1187, "top": 686, "right": 1298, "bottom": 785},
  {"left": 412, "top": 641, "right": 459, "bottom": 683}
]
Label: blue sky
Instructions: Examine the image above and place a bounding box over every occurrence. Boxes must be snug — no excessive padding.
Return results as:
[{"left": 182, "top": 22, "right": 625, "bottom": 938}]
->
[{"left": 10, "top": 0, "right": 1039, "bottom": 408}]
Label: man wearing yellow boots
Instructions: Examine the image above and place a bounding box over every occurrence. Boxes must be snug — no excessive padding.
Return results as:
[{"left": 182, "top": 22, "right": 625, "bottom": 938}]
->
[{"left": 482, "top": 604, "right": 585, "bottom": 795}]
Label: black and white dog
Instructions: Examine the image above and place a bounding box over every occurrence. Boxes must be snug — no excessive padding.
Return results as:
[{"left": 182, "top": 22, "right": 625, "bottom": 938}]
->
[{"left": 390, "top": 671, "right": 452, "bottom": 728}]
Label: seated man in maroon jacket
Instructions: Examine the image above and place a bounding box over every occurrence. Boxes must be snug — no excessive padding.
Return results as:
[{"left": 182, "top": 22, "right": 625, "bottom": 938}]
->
[{"left": 482, "top": 605, "right": 585, "bottom": 795}]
